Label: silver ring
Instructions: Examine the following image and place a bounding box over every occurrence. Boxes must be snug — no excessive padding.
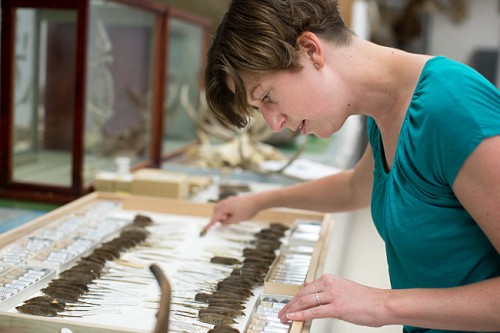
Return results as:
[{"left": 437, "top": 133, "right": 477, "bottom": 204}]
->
[{"left": 315, "top": 292, "right": 321, "bottom": 306}]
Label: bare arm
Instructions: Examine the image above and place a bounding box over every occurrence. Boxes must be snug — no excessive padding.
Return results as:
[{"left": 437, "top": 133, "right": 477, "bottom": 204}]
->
[
  {"left": 453, "top": 135, "right": 500, "bottom": 253},
  {"left": 203, "top": 144, "right": 374, "bottom": 230},
  {"left": 253, "top": 144, "right": 374, "bottom": 212},
  {"left": 279, "top": 136, "right": 500, "bottom": 331}
]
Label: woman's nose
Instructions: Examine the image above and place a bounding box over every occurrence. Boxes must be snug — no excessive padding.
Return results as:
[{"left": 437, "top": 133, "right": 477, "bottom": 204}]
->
[{"left": 261, "top": 110, "right": 286, "bottom": 132}]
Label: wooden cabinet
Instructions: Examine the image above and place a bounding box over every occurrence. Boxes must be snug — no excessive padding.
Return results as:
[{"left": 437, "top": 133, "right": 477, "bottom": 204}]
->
[{"left": 0, "top": 0, "right": 211, "bottom": 204}]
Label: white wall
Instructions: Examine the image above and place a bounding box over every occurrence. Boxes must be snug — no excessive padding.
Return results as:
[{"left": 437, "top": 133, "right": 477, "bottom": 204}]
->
[{"left": 427, "top": 0, "right": 499, "bottom": 86}]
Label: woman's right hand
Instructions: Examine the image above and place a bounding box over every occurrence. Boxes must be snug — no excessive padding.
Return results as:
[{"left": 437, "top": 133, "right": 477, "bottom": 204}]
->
[{"left": 201, "top": 193, "right": 261, "bottom": 234}]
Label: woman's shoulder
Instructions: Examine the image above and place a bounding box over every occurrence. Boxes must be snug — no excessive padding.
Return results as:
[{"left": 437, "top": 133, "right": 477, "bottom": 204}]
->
[
  {"left": 419, "top": 56, "right": 497, "bottom": 94},
  {"left": 405, "top": 56, "right": 500, "bottom": 186},
  {"left": 412, "top": 56, "right": 499, "bottom": 120}
]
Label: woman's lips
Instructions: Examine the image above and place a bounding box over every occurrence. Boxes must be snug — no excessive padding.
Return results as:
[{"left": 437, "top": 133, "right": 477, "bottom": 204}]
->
[{"left": 297, "top": 120, "right": 305, "bottom": 134}]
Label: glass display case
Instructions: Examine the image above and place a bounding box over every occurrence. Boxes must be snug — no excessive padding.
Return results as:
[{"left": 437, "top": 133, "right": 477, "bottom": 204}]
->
[
  {"left": 83, "top": 2, "right": 158, "bottom": 184},
  {"left": 162, "top": 10, "right": 209, "bottom": 155},
  {"left": 0, "top": 0, "right": 211, "bottom": 203},
  {"left": 10, "top": 8, "right": 78, "bottom": 188}
]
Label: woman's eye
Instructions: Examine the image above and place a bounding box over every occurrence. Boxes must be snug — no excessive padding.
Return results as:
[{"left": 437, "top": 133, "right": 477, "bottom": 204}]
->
[{"left": 262, "top": 93, "right": 270, "bottom": 103}]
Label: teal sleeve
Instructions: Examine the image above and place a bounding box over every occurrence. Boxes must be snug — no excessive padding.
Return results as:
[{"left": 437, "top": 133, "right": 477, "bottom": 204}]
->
[{"left": 408, "top": 59, "right": 500, "bottom": 187}]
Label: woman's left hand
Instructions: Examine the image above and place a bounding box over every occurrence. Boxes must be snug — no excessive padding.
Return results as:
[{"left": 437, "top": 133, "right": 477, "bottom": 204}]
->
[{"left": 278, "top": 274, "right": 389, "bottom": 327}]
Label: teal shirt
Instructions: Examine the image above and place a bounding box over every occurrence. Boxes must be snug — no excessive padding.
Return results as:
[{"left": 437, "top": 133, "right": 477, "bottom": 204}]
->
[{"left": 368, "top": 56, "right": 500, "bottom": 333}]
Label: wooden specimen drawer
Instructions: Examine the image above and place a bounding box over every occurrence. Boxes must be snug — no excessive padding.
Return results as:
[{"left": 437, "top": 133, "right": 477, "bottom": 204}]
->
[{"left": 0, "top": 192, "right": 334, "bottom": 333}]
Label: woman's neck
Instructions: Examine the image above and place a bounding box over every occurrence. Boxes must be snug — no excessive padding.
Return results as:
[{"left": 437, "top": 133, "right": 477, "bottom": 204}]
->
[
  {"left": 336, "top": 38, "right": 429, "bottom": 129},
  {"left": 330, "top": 37, "right": 432, "bottom": 169}
]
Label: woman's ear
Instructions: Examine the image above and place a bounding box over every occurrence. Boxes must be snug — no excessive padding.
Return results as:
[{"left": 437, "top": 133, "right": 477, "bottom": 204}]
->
[{"left": 296, "top": 31, "right": 324, "bottom": 69}]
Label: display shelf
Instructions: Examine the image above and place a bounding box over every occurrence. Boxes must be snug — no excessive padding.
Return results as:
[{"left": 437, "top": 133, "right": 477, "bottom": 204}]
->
[{"left": 0, "top": 192, "right": 334, "bottom": 333}]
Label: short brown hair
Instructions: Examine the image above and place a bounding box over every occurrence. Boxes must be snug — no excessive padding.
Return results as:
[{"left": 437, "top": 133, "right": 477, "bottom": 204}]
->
[{"left": 205, "top": 0, "right": 353, "bottom": 128}]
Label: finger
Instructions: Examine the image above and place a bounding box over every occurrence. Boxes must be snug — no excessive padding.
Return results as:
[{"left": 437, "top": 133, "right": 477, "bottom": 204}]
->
[
  {"left": 221, "top": 214, "right": 245, "bottom": 226},
  {"left": 200, "top": 214, "right": 229, "bottom": 233},
  {"left": 200, "top": 213, "right": 228, "bottom": 236},
  {"left": 283, "top": 304, "right": 330, "bottom": 323},
  {"left": 199, "top": 224, "right": 210, "bottom": 237},
  {"left": 278, "top": 282, "right": 318, "bottom": 316},
  {"left": 278, "top": 293, "right": 304, "bottom": 317},
  {"left": 200, "top": 219, "right": 217, "bottom": 236},
  {"left": 279, "top": 292, "right": 323, "bottom": 322}
]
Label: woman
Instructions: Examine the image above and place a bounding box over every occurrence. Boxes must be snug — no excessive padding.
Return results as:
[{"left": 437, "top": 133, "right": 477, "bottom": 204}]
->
[{"left": 202, "top": 0, "right": 500, "bottom": 332}]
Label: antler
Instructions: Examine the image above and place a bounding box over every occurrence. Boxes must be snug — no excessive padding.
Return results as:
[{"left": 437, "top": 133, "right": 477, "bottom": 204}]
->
[
  {"left": 179, "top": 83, "right": 237, "bottom": 141},
  {"left": 177, "top": 83, "right": 306, "bottom": 174}
]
